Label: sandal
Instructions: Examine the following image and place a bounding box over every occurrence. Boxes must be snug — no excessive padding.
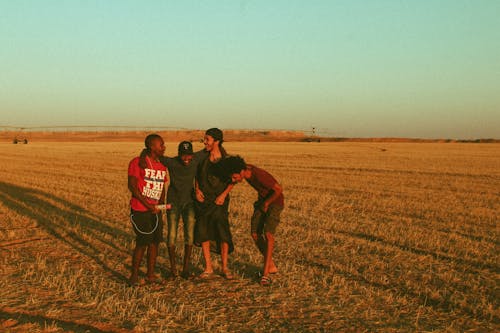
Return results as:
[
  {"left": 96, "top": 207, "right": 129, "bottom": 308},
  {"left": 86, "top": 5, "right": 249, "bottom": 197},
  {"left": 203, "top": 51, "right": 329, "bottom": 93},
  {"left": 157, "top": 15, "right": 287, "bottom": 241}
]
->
[
  {"left": 198, "top": 271, "right": 216, "bottom": 280},
  {"left": 260, "top": 275, "right": 272, "bottom": 286}
]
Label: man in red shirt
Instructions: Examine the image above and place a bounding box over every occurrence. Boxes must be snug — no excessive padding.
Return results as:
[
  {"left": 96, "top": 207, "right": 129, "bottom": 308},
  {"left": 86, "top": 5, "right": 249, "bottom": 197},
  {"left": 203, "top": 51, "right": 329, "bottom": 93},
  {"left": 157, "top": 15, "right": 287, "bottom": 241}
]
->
[
  {"left": 218, "top": 156, "right": 284, "bottom": 286},
  {"left": 128, "top": 134, "right": 168, "bottom": 286}
]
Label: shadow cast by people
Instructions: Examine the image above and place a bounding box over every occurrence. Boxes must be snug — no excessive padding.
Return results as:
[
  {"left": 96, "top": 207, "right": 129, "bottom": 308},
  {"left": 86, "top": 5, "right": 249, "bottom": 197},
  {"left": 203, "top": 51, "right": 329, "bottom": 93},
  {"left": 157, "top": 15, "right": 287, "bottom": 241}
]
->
[
  {"left": 336, "top": 229, "right": 498, "bottom": 273},
  {"left": 232, "top": 260, "right": 262, "bottom": 282},
  {"left": 0, "top": 308, "right": 126, "bottom": 333},
  {"left": 0, "top": 181, "right": 130, "bottom": 282}
]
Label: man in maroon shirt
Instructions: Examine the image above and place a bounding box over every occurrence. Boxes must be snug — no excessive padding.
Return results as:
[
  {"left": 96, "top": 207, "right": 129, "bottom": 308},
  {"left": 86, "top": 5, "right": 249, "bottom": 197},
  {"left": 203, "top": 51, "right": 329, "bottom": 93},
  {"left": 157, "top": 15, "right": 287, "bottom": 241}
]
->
[
  {"left": 128, "top": 134, "right": 168, "bottom": 286},
  {"left": 218, "top": 156, "right": 284, "bottom": 286}
]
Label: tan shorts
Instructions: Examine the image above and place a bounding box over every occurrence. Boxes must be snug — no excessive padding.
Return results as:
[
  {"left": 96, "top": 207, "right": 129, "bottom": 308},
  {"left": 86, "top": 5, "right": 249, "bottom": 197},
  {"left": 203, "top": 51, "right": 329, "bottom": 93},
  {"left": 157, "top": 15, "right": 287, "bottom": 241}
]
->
[{"left": 251, "top": 204, "right": 283, "bottom": 235}]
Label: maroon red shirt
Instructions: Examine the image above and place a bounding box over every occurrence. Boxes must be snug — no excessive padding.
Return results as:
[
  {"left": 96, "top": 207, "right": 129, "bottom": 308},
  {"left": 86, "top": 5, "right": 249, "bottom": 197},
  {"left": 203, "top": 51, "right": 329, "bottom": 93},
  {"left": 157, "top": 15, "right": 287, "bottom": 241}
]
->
[
  {"left": 246, "top": 165, "right": 284, "bottom": 208},
  {"left": 128, "top": 157, "right": 168, "bottom": 212}
]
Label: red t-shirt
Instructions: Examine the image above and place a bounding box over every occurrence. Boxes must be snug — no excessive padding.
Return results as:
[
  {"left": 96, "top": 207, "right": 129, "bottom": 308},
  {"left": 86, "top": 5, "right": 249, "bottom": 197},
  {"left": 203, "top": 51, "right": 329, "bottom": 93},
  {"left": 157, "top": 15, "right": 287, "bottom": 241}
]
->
[
  {"left": 246, "top": 165, "right": 284, "bottom": 208},
  {"left": 128, "top": 156, "right": 168, "bottom": 212}
]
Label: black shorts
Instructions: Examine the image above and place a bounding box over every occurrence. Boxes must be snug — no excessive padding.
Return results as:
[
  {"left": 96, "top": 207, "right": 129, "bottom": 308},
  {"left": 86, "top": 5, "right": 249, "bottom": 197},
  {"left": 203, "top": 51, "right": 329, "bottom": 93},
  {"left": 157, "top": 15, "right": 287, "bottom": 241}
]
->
[
  {"left": 194, "top": 202, "right": 234, "bottom": 254},
  {"left": 130, "top": 210, "right": 164, "bottom": 246}
]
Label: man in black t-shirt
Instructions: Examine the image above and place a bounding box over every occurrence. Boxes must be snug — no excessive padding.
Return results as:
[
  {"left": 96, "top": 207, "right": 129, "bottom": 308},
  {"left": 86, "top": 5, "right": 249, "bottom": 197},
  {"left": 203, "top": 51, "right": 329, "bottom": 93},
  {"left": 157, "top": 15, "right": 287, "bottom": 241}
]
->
[{"left": 163, "top": 141, "right": 207, "bottom": 279}]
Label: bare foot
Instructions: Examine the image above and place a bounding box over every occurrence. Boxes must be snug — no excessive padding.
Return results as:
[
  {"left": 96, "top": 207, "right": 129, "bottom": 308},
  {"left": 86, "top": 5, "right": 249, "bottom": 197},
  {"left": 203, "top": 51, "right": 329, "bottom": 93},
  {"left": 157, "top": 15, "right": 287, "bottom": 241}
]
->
[{"left": 268, "top": 261, "right": 278, "bottom": 274}]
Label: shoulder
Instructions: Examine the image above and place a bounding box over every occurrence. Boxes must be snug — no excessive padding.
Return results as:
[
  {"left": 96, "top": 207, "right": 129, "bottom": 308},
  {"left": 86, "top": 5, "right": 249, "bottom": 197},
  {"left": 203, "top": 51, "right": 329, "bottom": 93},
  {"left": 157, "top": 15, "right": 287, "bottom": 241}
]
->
[
  {"left": 194, "top": 149, "right": 208, "bottom": 159},
  {"left": 128, "top": 157, "right": 141, "bottom": 175},
  {"left": 249, "top": 164, "right": 264, "bottom": 175},
  {"left": 193, "top": 150, "right": 209, "bottom": 164},
  {"left": 153, "top": 159, "right": 167, "bottom": 171},
  {"left": 251, "top": 165, "right": 275, "bottom": 181},
  {"left": 159, "top": 155, "right": 170, "bottom": 166},
  {"left": 163, "top": 156, "right": 176, "bottom": 166},
  {"left": 129, "top": 157, "right": 140, "bottom": 166}
]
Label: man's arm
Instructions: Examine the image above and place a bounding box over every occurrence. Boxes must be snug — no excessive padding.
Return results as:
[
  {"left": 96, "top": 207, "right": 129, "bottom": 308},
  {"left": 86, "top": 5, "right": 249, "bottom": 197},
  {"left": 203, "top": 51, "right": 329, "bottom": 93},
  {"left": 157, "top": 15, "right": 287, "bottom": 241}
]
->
[
  {"left": 194, "top": 178, "right": 205, "bottom": 202},
  {"left": 261, "top": 182, "right": 282, "bottom": 212},
  {"left": 128, "top": 175, "right": 159, "bottom": 213},
  {"left": 215, "top": 183, "right": 234, "bottom": 205}
]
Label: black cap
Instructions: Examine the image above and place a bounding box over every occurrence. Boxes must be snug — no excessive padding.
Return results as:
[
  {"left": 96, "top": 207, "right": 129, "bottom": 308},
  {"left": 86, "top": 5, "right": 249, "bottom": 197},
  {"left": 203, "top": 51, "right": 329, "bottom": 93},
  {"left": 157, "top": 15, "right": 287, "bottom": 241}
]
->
[
  {"left": 205, "top": 128, "right": 223, "bottom": 142},
  {"left": 178, "top": 141, "right": 194, "bottom": 155}
]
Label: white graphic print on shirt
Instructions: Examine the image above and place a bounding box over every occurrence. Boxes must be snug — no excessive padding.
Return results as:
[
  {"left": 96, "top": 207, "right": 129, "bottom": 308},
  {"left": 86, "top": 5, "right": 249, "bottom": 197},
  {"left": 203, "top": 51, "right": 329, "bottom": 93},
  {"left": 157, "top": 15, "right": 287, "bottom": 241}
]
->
[{"left": 143, "top": 168, "right": 166, "bottom": 200}]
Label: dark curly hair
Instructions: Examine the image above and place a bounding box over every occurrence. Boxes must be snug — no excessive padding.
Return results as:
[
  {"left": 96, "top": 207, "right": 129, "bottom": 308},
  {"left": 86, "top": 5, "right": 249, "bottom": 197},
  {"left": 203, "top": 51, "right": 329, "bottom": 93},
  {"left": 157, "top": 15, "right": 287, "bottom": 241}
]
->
[{"left": 216, "top": 155, "right": 247, "bottom": 182}]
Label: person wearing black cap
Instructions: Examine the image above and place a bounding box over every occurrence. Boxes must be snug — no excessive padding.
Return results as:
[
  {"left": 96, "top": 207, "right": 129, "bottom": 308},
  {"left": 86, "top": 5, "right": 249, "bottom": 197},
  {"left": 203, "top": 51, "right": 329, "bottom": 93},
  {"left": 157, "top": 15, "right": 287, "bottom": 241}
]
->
[
  {"left": 139, "top": 141, "right": 208, "bottom": 279},
  {"left": 194, "top": 128, "right": 235, "bottom": 280}
]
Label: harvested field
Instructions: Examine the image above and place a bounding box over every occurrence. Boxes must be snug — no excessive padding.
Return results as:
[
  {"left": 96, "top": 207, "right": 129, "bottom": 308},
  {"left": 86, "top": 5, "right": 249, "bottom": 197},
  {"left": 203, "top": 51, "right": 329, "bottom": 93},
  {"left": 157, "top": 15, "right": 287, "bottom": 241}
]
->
[{"left": 0, "top": 141, "right": 499, "bottom": 332}]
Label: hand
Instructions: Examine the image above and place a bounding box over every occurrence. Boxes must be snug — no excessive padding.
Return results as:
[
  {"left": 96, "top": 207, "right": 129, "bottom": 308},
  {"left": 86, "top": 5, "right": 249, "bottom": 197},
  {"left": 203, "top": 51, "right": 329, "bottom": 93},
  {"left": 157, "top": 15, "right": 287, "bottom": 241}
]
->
[
  {"left": 196, "top": 188, "right": 205, "bottom": 202},
  {"left": 261, "top": 201, "right": 270, "bottom": 213},
  {"left": 215, "top": 194, "right": 226, "bottom": 206},
  {"left": 148, "top": 203, "right": 160, "bottom": 213}
]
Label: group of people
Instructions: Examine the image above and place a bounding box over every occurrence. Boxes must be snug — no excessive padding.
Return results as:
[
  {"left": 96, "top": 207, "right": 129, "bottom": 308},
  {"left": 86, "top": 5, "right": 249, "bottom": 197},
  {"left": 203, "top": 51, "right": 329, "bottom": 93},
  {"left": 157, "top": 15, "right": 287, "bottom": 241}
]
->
[{"left": 127, "top": 128, "right": 284, "bottom": 287}]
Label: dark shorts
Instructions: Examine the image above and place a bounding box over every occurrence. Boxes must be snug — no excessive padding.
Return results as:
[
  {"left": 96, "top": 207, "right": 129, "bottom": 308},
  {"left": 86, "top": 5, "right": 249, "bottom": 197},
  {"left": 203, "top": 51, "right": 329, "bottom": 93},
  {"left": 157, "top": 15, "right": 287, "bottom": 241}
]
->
[
  {"left": 130, "top": 210, "right": 164, "bottom": 246},
  {"left": 194, "top": 201, "right": 234, "bottom": 254},
  {"left": 251, "top": 203, "right": 283, "bottom": 235}
]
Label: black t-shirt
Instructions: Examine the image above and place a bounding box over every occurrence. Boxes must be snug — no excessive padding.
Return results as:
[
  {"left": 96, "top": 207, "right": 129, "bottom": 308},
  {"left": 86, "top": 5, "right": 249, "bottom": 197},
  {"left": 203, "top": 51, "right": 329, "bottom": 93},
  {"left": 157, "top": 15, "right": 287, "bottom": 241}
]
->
[
  {"left": 160, "top": 149, "right": 208, "bottom": 206},
  {"left": 196, "top": 155, "right": 230, "bottom": 204}
]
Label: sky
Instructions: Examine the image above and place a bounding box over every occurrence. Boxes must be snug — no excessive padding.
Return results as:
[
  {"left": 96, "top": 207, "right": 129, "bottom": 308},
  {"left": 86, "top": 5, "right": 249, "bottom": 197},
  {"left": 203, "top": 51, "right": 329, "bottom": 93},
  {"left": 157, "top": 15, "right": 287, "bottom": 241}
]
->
[{"left": 0, "top": 1, "right": 499, "bottom": 138}]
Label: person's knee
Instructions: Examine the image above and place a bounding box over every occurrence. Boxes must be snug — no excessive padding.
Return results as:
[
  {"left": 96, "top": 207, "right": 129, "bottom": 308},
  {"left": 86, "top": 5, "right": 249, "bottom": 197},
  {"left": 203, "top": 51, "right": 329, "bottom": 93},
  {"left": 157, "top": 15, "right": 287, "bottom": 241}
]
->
[{"left": 135, "top": 244, "right": 147, "bottom": 252}]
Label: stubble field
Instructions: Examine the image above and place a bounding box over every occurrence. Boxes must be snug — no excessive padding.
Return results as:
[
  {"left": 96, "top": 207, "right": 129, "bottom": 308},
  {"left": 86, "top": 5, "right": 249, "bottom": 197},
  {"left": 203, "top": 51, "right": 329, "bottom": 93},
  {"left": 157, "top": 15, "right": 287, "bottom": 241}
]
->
[{"left": 0, "top": 141, "right": 498, "bottom": 332}]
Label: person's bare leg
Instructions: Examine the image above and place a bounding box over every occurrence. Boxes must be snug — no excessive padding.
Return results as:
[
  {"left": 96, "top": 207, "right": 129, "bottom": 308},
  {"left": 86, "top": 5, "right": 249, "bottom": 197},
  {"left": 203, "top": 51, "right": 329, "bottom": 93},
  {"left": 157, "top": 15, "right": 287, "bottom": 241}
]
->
[
  {"left": 167, "top": 246, "right": 178, "bottom": 278},
  {"left": 129, "top": 245, "right": 146, "bottom": 285},
  {"left": 252, "top": 233, "right": 277, "bottom": 274},
  {"left": 146, "top": 243, "right": 159, "bottom": 281},
  {"left": 201, "top": 241, "right": 213, "bottom": 273},
  {"left": 221, "top": 242, "right": 233, "bottom": 279},
  {"left": 263, "top": 232, "right": 275, "bottom": 277}
]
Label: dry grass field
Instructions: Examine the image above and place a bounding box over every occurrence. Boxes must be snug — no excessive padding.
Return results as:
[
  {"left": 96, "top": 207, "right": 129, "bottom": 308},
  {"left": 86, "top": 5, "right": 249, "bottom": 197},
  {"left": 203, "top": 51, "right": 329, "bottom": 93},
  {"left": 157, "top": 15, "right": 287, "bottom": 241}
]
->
[{"left": 0, "top": 141, "right": 498, "bottom": 332}]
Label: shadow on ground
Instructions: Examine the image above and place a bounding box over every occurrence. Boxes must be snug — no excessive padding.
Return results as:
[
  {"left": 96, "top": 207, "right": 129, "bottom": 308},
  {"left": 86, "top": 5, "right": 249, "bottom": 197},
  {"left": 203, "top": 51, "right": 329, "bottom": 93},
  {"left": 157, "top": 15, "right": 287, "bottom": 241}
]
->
[{"left": 0, "top": 181, "right": 130, "bottom": 282}]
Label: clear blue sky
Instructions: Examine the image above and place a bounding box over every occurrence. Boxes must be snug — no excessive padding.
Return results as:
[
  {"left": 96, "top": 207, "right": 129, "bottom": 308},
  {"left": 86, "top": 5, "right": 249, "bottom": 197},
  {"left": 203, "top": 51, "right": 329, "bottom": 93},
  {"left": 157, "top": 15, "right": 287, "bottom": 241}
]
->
[{"left": 1, "top": 1, "right": 499, "bottom": 138}]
